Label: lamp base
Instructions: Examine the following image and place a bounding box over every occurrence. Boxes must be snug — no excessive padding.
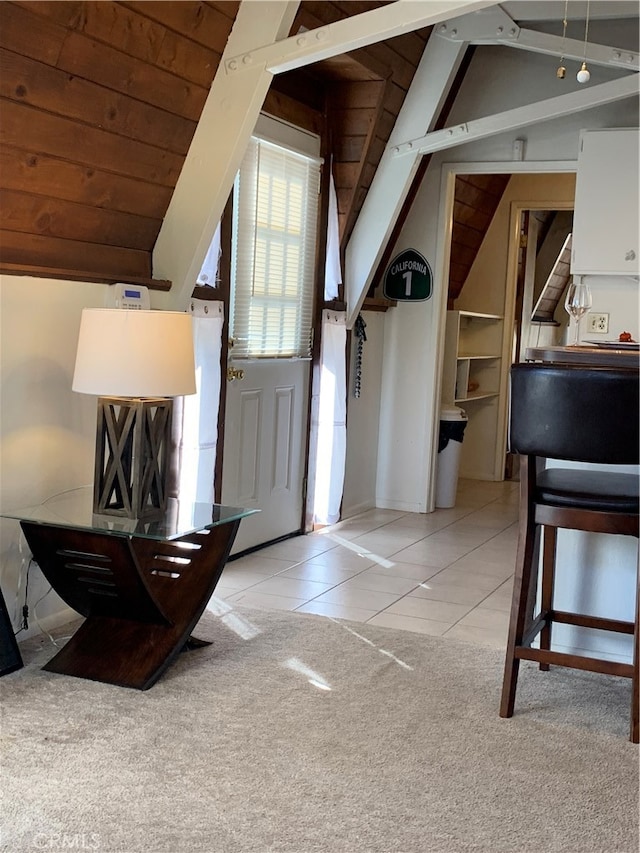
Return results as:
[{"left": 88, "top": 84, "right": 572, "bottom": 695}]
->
[{"left": 94, "top": 397, "right": 172, "bottom": 520}]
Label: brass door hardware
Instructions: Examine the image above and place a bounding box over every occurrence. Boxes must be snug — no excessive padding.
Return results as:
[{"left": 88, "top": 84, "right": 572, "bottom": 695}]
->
[{"left": 226, "top": 366, "right": 245, "bottom": 382}]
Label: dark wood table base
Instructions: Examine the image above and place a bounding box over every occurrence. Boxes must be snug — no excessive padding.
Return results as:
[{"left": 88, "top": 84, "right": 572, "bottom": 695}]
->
[{"left": 21, "top": 518, "right": 240, "bottom": 690}]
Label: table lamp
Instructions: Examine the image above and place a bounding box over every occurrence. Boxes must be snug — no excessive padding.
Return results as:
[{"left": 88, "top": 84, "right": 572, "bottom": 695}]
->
[{"left": 73, "top": 308, "right": 196, "bottom": 519}]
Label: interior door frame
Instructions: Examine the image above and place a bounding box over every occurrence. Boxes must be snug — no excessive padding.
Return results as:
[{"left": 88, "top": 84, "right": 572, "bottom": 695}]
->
[
  {"left": 429, "top": 159, "right": 577, "bottom": 506},
  {"left": 507, "top": 200, "right": 575, "bottom": 362}
]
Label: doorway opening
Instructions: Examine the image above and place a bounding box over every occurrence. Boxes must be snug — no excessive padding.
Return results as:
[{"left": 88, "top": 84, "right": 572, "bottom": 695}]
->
[{"left": 434, "top": 166, "right": 576, "bottom": 499}]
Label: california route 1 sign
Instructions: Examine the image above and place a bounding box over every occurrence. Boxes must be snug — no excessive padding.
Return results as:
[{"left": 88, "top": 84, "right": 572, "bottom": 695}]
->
[{"left": 383, "top": 249, "right": 433, "bottom": 302}]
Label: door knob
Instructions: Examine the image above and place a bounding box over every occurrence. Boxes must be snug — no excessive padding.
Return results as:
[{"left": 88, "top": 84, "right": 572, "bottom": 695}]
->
[{"left": 226, "top": 367, "right": 245, "bottom": 382}]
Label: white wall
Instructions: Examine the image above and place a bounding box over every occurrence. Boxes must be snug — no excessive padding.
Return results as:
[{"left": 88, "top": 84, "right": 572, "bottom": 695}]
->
[
  {"left": 373, "top": 36, "right": 638, "bottom": 514},
  {"left": 0, "top": 275, "right": 108, "bottom": 636},
  {"left": 457, "top": 173, "right": 576, "bottom": 315},
  {"left": 576, "top": 275, "right": 639, "bottom": 343},
  {"left": 375, "top": 196, "right": 443, "bottom": 513},
  {"left": 369, "top": 35, "right": 638, "bottom": 661},
  {"left": 341, "top": 310, "right": 384, "bottom": 518}
]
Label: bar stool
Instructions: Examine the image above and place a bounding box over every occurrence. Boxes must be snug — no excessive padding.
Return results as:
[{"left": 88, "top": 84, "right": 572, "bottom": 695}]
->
[{"left": 500, "top": 363, "right": 639, "bottom": 742}]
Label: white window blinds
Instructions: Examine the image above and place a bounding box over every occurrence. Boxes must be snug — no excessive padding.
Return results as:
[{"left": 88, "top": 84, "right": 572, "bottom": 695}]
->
[{"left": 230, "top": 136, "right": 320, "bottom": 358}]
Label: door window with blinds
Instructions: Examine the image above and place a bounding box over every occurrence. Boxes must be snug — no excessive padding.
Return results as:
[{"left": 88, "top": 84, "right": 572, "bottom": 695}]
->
[{"left": 230, "top": 135, "right": 321, "bottom": 358}]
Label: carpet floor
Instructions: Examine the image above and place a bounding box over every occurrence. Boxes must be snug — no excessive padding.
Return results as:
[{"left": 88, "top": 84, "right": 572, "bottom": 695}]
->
[{"left": 1, "top": 602, "right": 638, "bottom": 853}]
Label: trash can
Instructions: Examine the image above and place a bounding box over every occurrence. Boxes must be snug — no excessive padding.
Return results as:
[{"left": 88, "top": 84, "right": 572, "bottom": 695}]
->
[{"left": 435, "top": 406, "right": 468, "bottom": 508}]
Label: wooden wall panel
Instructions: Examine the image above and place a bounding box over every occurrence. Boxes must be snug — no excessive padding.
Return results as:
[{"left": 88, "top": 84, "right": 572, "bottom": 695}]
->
[
  {"left": 0, "top": 50, "right": 197, "bottom": 155},
  {"left": 1, "top": 101, "right": 184, "bottom": 186},
  {"left": 13, "top": 1, "right": 163, "bottom": 58},
  {"left": 0, "top": 231, "right": 152, "bottom": 278},
  {"left": 0, "top": 147, "right": 173, "bottom": 218},
  {"left": 206, "top": 2, "right": 240, "bottom": 22},
  {"left": 0, "top": 189, "right": 161, "bottom": 250},
  {"left": 16, "top": 1, "right": 226, "bottom": 88},
  {"left": 447, "top": 174, "right": 511, "bottom": 303},
  {"left": 57, "top": 33, "right": 208, "bottom": 120},
  {"left": 123, "top": 1, "right": 232, "bottom": 52},
  {"left": 330, "top": 78, "right": 387, "bottom": 242},
  {"left": 0, "top": 0, "right": 431, "bottom": 286},
  {"left": 263, "top": 88, "right": 324, "bottom": 137},
  {"left": 0, "top": 3, "right": 67, "bottom": 64},
  {"left": 0, "top": 0, "right": 231, "bottom": 283},
  {"left": 299, "top": 2, "right": 430, "bottom": 251}
]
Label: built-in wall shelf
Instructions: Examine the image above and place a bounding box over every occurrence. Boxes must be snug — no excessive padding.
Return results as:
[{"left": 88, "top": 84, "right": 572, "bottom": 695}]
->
[{"left": 441, "top": 310, "right": 504, "bottom": 481}]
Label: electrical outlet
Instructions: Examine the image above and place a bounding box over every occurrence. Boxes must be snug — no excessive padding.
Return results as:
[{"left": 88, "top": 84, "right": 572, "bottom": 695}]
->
[{"left": 586, "top": 312, "right": 609, "bottom": 334}]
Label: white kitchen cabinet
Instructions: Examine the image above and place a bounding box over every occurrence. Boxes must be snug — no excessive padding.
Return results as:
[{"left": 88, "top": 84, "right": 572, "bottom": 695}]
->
[
  {"left": 441, "top": 310, "right": 504, "bottom": 481},
  {"left": 571, "top": 128, "right": 639, "bottom": 276}
]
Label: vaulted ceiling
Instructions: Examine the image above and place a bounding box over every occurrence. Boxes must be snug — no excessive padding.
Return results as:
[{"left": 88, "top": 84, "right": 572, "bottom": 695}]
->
[
  {"left": 0, "top": 0, "right": 433, "bottom": 287},
  {"left": 0, "top": 1, "right": 637, "bottom": 298}
]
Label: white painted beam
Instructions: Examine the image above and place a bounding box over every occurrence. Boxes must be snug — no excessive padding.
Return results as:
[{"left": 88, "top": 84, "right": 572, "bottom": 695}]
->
[
  {"left": 436, "top": 7, "right": 639, "bottom": 70},
  {"left": 344, "top": 36, "right": 469, "bottom": 328},
  {"left": 224, "top": 0, "right": 494, "bottom": 76},
  {"left": 152, "top": 1, "right": 299, "bottom": 310},
  {"left": 509, "top": 28, "right": 639, "bottom": 72},
  {"left": 435, "top": 5, "right": 520, "bottom": 41},
  {"left": 391, "top": 74, "right": 639, "bottom": 157}
]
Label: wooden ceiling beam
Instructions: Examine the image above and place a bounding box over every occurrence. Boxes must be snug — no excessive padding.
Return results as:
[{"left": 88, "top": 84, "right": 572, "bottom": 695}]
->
[{"left": 152, "top": 1, "right": 299, "bottom": 310}]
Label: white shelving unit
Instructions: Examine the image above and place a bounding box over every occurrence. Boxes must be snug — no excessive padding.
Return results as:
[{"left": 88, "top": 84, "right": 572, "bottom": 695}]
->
[{"left": 441, "top": 310, "right": 504, "bottom": 481}]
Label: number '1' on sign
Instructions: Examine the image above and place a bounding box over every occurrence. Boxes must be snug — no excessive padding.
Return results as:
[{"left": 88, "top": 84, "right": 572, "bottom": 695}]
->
[{"left": 383, "top": 249, "right": 433, "bottom": 302}]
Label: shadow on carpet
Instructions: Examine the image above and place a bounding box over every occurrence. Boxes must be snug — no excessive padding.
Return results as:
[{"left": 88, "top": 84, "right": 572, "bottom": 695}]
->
[{"left": 2, "top": 602, "right": 637, "bottom": 853}]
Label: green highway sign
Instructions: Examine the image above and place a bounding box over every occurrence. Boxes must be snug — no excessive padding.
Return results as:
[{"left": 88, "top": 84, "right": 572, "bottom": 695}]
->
[{"left": 383, "top": 249, "right": 433, "bottom": 302}]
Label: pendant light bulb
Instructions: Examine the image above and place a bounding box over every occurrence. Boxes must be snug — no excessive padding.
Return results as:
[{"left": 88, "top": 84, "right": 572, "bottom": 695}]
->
[
  {"left": 577, "top": 1, "right": 592, "bottom": 83},
  {"left": 577, "top": 61, "right": 590, "bottom": 83}
]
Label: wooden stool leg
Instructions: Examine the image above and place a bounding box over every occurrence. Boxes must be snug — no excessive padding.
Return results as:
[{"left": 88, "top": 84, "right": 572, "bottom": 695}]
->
[
  {"left": 631, "top": 553, "right": 639, "bottom": 744},
  {"left": 500, "top": 515, "right": 539, "bottom": 719},
  {"left": 539, "top": 526, "right": 557, "bottom": 672}
]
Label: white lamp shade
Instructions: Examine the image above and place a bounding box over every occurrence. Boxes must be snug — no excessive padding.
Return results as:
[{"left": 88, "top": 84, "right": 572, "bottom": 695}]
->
[{"left": 73, "top": 309, "right": 196, "bottom": 397}]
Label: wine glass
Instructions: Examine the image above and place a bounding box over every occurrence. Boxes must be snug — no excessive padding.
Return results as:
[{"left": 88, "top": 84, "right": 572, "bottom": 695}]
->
[{"left": 564, "top": 281, "right": 592, "bottom": 346}]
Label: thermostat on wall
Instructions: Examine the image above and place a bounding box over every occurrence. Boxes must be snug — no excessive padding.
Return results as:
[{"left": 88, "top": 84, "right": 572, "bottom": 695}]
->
[{"left": 106, "top": 283, "right": 151, "bottom": 310}]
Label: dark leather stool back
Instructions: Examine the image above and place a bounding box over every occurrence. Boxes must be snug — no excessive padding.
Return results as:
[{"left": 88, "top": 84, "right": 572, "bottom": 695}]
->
[
  {"left": 509, "top": 364, "right": 638, "bottom": 465},
  {"left": 500, "top": 363, "right": 639, "bottom": 742}
]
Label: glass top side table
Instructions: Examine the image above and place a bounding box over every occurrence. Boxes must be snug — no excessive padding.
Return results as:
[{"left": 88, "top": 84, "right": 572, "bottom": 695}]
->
[
  {"left": 1, "top": 486, "right": 255, "bottom": 540},
  {"left": 2, "top": 488, "right": 257, "bottom": 690}
]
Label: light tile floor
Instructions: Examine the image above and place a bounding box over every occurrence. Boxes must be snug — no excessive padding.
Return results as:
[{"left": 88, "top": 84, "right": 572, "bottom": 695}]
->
[{"left": 214, "top": 479, "right": 519, "bottom": 650}]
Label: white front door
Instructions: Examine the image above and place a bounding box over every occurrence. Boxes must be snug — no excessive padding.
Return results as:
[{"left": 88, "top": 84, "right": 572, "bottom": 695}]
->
[{"left": 221, "top": 358, "right": 310, "bottom": 553}]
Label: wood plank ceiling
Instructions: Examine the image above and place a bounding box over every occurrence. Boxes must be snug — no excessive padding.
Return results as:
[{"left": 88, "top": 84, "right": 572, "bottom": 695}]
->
[
  {"left": 0, "top": 0, "right": 504, "bottom": 295},
  {"left": 448, "top": 174, "right": 511, "bottom": 304},
  {"left": 0, "top": 1, "right": 240, "bottom": 284}
]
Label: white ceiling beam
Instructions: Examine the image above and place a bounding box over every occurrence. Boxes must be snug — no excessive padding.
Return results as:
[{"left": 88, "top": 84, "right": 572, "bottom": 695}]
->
[
  {"left": 508, "top": 28, "right": 638, "bottom": 71},
  {"left": 345, "top": 36, "right": 469, "bottom": 328},
  {"left": 435, "top": 6, "right": 639, "bottom": 71},
  {"left": 391, "top": 74, "right": 639, "bottom": 158},
  {"left": 501, "top": 1, "right": 638, "bottom": 22},
  {"left": 435, "top": 5, "right": 521, "bottom": 41},
  {"left": 152, "top": 2, "right": 299, "bottom": 310},
  {"left": 223, "top": 0, "right": 494, "bottom": 76}
]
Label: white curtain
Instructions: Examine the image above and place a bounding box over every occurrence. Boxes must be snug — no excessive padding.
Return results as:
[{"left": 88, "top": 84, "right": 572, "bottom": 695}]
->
[
  {"left": 196, "top": 222, "right": 221, "bottom": 287},
  {"left": 324, "top": 167, "right": 342, "bottom": 301},
  {"left": 175, "top": 300, "right": 224, "bottom": 505},
  {"left": 310, "top": 310, "right": 347, "bottom": 525}
]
